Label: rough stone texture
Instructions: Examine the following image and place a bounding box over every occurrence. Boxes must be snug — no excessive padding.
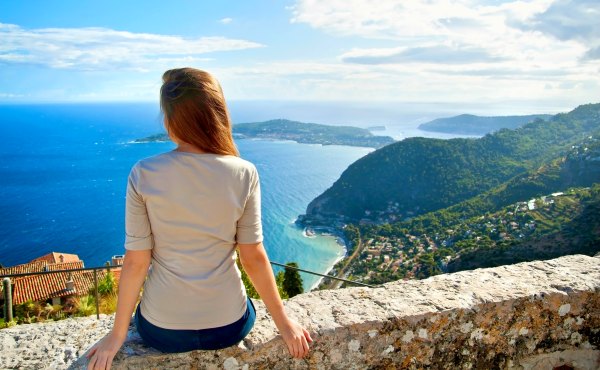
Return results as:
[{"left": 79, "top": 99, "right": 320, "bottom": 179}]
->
[
  {"left": 1, "top": 254, "right": 599, "bottom": 369},
  {"left": 0, "top": 315, "right": 114, "bottom": 369}
]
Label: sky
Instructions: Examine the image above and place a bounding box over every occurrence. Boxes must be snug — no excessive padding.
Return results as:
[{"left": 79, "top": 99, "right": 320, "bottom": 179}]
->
[{"left": 1, "top": 0, "right": 599, "bottom": 112}]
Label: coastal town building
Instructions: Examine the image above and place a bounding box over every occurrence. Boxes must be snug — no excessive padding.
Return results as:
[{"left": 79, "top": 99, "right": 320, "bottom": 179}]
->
[{"left": 0, "top": 252, "right": 121, "bottom": 306}]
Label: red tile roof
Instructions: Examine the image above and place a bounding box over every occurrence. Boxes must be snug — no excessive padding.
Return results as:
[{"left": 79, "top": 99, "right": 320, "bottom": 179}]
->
[
  {"left": 45, "top": 261, "right": 85, "bottom": 271},
  {"left": 0, "top": 253, "right": 109, "bottom": 305},
  {"left": 112, "top": 268, "right": 122, "bottom": 283},
  {"left": 0, "top": 260, "right": 48, "bottom": 276},
  {"left": 11, "top": 270, "right": 107, "bottom": 305}
]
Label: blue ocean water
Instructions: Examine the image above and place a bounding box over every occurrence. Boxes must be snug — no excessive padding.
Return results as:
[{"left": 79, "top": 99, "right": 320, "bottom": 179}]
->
[{"left": 0, "top": 103, "right": 372, "bottom": 290}]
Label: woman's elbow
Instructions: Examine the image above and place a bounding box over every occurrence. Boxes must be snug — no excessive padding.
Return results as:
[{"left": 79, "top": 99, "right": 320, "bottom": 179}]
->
[
  {"left": 238, "top": 242, "right": 269, "bottom": 268},
  {"left": 123, "top": 249, "right": 152, "bottom": 272}
]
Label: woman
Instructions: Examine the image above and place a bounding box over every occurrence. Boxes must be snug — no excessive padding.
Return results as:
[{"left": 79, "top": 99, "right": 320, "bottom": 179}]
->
[{"left": 86, "top": 68, "right": 312, "bottom": 370}]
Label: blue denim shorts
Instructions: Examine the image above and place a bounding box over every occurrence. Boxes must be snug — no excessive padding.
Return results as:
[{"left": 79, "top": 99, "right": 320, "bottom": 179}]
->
[{"left": 134, "top": 298, "right": 256, "bottom": 353}]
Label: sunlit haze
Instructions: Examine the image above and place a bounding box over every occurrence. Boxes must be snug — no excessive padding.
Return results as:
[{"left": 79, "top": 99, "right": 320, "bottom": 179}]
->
[{"left": 1, "top": 0, "right": 599, "bottom": 113}]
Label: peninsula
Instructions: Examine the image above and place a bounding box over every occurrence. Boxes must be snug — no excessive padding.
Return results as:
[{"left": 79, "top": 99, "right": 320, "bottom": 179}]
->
[{"left": 135, "top": 119, "right": 395, "bottom": 149}]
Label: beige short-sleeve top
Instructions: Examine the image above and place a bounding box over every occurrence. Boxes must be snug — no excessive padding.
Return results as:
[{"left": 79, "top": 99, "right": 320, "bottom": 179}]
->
[{"left": 124, "top": 150, "right": 263, "bottom": 330}]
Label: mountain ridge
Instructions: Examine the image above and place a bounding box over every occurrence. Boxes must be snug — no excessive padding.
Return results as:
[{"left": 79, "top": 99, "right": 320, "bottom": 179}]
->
[{"left": 303, "top": 103, "right": 600, "bottom": 223}]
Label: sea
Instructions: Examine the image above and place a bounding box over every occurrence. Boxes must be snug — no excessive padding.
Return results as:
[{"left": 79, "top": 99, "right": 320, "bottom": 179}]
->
[{"left": 0, "top": 101, "right": 477, "bottom": 290}]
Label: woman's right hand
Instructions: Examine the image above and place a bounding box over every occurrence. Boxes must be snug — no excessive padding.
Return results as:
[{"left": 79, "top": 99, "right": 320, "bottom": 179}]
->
[
  {"left": 278, "top": 319, "right": 313, "bottom": 359},
  {"left": 86, "top": 331, "right": 126, "bottom": 370}
]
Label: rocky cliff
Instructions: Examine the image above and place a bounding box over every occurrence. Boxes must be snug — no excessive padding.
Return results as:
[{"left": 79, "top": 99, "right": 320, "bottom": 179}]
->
[{"left": 1, "top": 254, "right": 598, "bottom": 369}]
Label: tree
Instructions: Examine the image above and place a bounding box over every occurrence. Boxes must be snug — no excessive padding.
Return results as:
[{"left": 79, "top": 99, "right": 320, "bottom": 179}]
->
[
  {"left": 236, "top": 258, "right": 259, "bottom": 299},
  {"left": 236, "top": 253, "right": 290, "bottom": 300},
  {"left": 97, "top": 271, "right": 116, "bottom": 296},
  {"left": 282, "top": 262, "right": 304, "bottom": 298},
  {"left": 276, "top": 271, "right": 289, "bottom": 299}
]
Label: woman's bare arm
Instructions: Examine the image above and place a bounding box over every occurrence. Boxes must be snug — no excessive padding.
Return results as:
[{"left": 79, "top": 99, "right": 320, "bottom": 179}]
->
[
  {"left": 238, "top": 242, "right": 312, "bottom": 359},
  {"left": 87, "top": 249, "right": 152, "bottom": 370}
]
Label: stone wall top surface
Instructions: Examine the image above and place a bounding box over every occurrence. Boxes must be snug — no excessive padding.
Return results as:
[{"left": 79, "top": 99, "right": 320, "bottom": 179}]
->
[{"left": 1, "top": 254, "right": 598, "bottom": 369}]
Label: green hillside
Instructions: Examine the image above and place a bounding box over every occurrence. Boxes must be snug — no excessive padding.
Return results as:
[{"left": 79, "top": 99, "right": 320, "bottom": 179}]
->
[
  {"left": 304, "top": 103, "right": 600, "bottom": 223},
  {"left": 403, "top": 135, "right": 600, "bottom": 230},
  {"left": 418, "top": 114, "right": 551, "bottom": 135}
]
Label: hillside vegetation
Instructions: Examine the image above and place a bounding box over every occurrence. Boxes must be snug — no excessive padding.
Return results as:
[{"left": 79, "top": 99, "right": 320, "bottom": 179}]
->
[
  {"left": 305, "top": 103, "right": 600, "bottom": 222},
  {"left": 403, "top": 135, "right": 600, "bottom": 229}
]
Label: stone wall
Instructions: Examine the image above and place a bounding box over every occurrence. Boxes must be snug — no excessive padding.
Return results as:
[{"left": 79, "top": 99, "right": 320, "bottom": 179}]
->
[{"left": 1, "top": 254, "right": 599, "bottom": 369}]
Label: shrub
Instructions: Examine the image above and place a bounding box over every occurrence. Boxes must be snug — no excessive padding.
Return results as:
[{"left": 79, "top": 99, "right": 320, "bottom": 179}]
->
[
  {"left": 14, "top": 300, "right": 42, "bottom": 324},
  {"left": 97, "top": 271, "right": 117, "bottom": 296},
  {"left": 74, "top": 295, "right": 96, "bottom": 317},
  {"left": 99, "top": 293, "right": 118, "bottom": 314},
  {"left": 42, "top": 303, "right": 65, "bottom": 321}
]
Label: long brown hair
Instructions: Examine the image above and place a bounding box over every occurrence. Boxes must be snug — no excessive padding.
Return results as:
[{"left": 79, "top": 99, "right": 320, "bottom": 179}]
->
[{"left": 160, "top": 68, "right": 239, "bottom": 156}]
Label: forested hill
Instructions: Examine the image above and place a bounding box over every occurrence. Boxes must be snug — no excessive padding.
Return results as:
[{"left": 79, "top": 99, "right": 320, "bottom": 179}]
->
[
  {"left": 304, "top": 103, "right": 600, "bottom": 222},
  {"left": 393, "top": 135, "right": 600, "bottom": 233},
  {"left": 418, "top": 114, "right": 551, "bottom": 135}
]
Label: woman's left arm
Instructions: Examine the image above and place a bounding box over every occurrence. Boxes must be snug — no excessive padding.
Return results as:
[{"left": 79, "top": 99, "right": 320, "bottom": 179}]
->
[{"left": 86, "top": 249, "right": 151, "bottom": 370}]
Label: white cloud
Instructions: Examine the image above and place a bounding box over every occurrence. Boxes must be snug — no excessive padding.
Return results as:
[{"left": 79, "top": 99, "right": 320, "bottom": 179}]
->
[
  {"left": 510, "top": 0, "right": 600, "bottom": 59},
  {"left": 208, "top": 58, "right": 599, "bottom": 107},
  {"left": 340, "top": 45, "right": 505, "bottom": 64},
  {"left": 513, "top": 0, "right": 600, "bottom": 43},
  {"left": 284, "top": 0, "right": 599, "bottom": 105},
  {"left": 0, "top": 23, "right": 263, "bottom": 71},
  {"left": 219, "top": 17, "right": 233, "bottom": 24},
  {"left": 291, "top": 0, "right": 590, "bottom": 66},
  {"left": 291, "top": 0, "right": 477, "bottom": 39}
]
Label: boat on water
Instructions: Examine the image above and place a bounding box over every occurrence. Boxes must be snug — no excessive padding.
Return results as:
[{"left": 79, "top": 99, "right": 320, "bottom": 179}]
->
[{"left": 304, "top": 227, "right": 316, "bottom": 238}]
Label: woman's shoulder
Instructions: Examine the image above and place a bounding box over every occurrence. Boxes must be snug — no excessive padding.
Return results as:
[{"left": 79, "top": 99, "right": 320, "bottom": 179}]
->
[
  {"left": 131, "top": 151, "right": 258, "bottom": 174},
  {"left": 217, "top": 155, "right": 257, "bottom": 171},
  {"left": 131, "top": 151, "right": 177, "bottom": 170}
]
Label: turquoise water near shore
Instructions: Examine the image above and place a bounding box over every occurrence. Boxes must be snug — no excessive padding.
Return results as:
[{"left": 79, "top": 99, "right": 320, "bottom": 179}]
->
[{"left": 0, "top": 103, "right": 371, "bottom": 290}]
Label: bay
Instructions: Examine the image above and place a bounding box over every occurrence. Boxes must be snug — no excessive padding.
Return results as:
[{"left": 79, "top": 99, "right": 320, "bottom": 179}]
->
[{"left": 0, "top": 103, "right": 372, "bottom": 290}]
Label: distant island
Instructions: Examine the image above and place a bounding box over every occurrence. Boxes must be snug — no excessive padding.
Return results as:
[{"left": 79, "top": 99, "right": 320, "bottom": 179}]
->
[
  {"left": 135, "top": 119, "right": 395, "bottom": 149},
  {"left": 418, "top": 114, "right": 552, "bottom": 135},
  {"left": 366, "top": 125, "right": 386, "bottom": 131}
]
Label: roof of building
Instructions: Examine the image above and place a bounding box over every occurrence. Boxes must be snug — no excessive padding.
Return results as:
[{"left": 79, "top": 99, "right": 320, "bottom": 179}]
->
[
  {"left": 31, "top": 252, "right": 81, "bottom": 265},
  {"left": 45, "top": 261, "right": 85, "bottom": 271},
  {"left": 111, "top": 268, "right": 122, "bottom": 283},
  {"left": 0, "top": 253, "right": 122, "bottom": 304},
  {"left": 11, "top": 270, "right": 107, "bottom": 305},
  {"left": 0, "top": 260, "right": 48, "bottom": 276},
  {"left": 0, "top": 258, "right": 84, "bottom": 277}
]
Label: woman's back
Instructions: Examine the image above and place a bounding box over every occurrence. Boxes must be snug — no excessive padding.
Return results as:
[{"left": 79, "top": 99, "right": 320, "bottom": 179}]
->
[
  {"left": 125, "top": 150, "right": 262, "bottom": 329},
  {"left": 86, "top": 69, "right": 310, "bottom": 368}
]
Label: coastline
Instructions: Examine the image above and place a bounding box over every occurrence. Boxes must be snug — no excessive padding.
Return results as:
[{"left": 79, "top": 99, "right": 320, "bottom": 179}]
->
[{"left": 306, "top": 229, "right": 348, "bottom": 291}]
